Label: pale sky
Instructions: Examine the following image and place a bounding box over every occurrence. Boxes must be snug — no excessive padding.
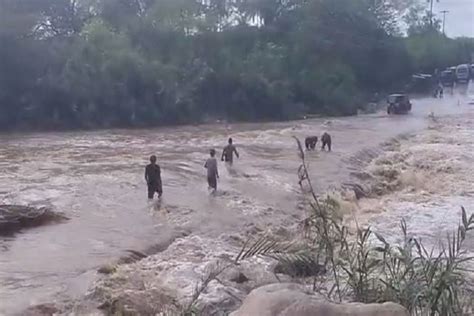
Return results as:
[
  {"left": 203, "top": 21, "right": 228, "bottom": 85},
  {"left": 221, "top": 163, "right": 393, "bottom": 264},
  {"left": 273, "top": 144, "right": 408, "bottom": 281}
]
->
[{"left": 434, "top": 0, "right": 474, "bottom": 37}]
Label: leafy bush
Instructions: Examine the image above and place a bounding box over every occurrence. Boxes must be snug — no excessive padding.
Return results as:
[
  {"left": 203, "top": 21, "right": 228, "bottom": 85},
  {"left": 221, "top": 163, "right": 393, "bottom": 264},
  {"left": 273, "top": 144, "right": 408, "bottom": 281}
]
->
[{"left": 0, "top": 0, "right": 472, "bottom": 130}]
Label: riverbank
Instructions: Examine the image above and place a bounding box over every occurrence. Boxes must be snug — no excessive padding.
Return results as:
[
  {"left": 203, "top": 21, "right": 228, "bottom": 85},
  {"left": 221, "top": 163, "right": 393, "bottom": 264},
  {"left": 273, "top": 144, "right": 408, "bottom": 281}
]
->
[
  {"left": 59, "top": 106, "right": 474, "bottom": 314},
  {"left": 0, "top": 91, "right": 435, "bottom": 135}
]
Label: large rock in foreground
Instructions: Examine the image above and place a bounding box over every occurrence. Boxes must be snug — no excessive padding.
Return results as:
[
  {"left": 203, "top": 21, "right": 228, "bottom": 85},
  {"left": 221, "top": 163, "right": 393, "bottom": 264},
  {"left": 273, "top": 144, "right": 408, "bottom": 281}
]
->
[
  {"left": 230, "top": 283, "right": 408, "bottom": 316},
  {"left": 0, "top": 205, "right": 67, "bottom": 235}
]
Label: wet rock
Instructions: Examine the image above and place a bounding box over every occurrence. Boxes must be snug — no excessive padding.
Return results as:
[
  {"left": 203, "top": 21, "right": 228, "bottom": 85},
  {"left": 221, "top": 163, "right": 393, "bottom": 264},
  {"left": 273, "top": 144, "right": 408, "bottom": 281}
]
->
[
  {"left": 229, "top": 283, "right": 312, "bottom": 316},
  {"left": 22, "top": 303, "right": 60, "bottom": 316},
  {"left": 230, "top": 272, "right": 249, "bottom": 284},
  {"left": 98, "top": 264, "right": 117, "bottom": 275},
  {"left": 0, "top": 205, "right": 67, "bottom": 235},
  {"left": 230, "top": 283, "right": 409, "bottom": 316},
  {"left": 89, "top": 235, "right": 291, "bottom": 316},
  {"left": 274, "top": 261, "right": 326, "bottom": 278},
  {"left": 90, "top": 236, "right": 234, "bottom": 314},
  {"left": 222, "top": 259, "right": 288, "bottom": 288}
]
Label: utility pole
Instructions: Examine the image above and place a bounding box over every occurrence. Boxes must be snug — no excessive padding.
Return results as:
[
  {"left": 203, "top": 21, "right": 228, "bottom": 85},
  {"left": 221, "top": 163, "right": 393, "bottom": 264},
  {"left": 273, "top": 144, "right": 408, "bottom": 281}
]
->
[
  {"left": 440, "top": 10, "right": 449, "bottom": 34},
  {"left": 427, "top": 0, "right": 439, "bottom": 27},
  {"left": 428, "top": 0, "right": 433, "bottom": 26}
]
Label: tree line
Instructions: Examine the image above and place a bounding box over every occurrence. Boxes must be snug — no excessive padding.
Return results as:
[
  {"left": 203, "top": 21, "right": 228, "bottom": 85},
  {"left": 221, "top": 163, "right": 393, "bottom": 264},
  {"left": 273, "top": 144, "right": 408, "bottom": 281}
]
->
[{"left": 0, "top": 0, "right": 472, "bottom": 130}]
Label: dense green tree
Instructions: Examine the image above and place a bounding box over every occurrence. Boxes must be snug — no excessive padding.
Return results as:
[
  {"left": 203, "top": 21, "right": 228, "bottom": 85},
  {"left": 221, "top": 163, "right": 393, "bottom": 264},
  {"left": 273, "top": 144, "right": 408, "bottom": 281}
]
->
[{"left": 0, "top": 0, "right": 472, "bottom": 130}]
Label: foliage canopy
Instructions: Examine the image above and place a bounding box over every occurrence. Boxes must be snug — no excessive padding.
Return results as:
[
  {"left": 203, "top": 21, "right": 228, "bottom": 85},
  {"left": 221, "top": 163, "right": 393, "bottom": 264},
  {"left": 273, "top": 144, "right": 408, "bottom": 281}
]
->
[{"left": 0, "top": 0, "right": 472, "bottom": 130}]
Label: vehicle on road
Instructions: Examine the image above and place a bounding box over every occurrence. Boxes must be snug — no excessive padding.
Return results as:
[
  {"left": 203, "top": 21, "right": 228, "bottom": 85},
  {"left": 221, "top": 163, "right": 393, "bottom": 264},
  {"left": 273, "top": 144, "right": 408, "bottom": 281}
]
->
[
  {"left": 440, "top": 70, "right": 455, "bottom": 87},
  {"left": 455, "top": 64, "right": 470, "bottom": 83},
  {"left": 387, "top": 94, "right": 412, "bottom": 115}
]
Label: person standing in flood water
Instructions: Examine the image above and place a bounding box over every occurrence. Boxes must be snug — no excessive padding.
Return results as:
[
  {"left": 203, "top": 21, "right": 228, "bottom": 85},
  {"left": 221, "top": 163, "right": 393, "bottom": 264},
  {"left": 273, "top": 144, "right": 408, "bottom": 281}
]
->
[
  {"left": 221, "top": 138, "right": 239, "bottom": 165},
  {"left": 205, "top": 149, "right": 219, "bottom": 193},
  {"left": 321, "top": 132, "right": 332, "bottom": 151},
  {"left": 145, "top": 155, "right": 163, "bottom": 199}
]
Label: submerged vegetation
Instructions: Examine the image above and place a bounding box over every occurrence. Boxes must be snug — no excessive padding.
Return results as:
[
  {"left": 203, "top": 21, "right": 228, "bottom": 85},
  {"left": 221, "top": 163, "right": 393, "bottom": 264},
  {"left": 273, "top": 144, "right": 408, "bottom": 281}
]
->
[
  {"left": 0, "top": 0, "right": 473, "bottom": 130},
  {"left": 235, "top": 138, "right": 474, "bottom": 315}
]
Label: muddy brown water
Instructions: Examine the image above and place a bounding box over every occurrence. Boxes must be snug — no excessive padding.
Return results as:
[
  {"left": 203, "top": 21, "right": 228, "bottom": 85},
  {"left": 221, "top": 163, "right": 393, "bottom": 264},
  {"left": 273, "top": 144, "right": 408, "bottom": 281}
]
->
[{"left": 0, "top": 88, "right": 472, "bottom": 314}]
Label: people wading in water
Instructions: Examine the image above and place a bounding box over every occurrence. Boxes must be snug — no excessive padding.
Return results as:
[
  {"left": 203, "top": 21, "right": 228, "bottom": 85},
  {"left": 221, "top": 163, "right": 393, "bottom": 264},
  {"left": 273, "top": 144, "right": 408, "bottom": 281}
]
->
[
  {"left": 321, "top": 132, "right": 332, "bottom": 151},
  {"left": 145, "top": 155, "right": 163, "bottom": 200},
  {"left": 221, "top": 138, "right": 239, "bottom": 166},
  {"left": 205, "top": 149, "right": 219, "bottom": 193}
]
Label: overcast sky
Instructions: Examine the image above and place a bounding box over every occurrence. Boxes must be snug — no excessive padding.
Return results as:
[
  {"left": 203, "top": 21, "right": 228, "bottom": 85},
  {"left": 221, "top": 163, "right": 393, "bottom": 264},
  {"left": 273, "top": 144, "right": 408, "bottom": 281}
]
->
[{"left": 434, "top": 0, "right": 474, "bottom": 37}]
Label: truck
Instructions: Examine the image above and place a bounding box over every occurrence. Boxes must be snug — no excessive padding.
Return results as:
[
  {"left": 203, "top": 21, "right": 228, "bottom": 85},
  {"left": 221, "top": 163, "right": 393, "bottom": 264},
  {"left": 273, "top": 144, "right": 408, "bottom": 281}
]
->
[
  {"left": 455, "top": 64, "right": 470, "bottom": 83},
  {"left": 387, "top": 94, "right": 412, "bottom": 115},
  {"left": 440, "top": 69, "right": 455, "bottom": 87}
]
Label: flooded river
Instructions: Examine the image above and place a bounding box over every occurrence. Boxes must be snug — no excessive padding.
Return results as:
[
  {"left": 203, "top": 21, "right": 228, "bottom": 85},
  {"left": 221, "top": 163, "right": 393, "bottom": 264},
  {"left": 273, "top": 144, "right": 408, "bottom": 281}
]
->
[{"left": 0, "top": 89, "right": 473, "bottom": 314}]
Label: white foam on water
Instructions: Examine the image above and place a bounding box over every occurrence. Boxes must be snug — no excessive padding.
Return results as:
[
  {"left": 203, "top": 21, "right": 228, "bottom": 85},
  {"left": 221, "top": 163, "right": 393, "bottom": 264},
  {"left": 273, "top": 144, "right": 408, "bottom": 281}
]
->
[
  {"left": 369, "top": 197, "right": 474, "bottom": 245},
  {"left": 354, "top": 111, "right": 474, "bottom": 271}
]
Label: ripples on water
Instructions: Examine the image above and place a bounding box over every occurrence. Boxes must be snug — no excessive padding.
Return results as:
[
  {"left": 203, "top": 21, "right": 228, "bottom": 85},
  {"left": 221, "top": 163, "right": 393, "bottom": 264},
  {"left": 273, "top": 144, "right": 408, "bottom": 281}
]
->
[{"left": 0, "top": 89, "right": 472, "bottom": 314}]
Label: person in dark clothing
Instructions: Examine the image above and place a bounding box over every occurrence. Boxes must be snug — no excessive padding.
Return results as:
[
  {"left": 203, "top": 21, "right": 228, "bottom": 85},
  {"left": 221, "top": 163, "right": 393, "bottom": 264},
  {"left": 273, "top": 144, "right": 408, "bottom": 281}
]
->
[
  {"left": 321, "top": 132, "right": 332, "bottom": 151},
  {"left": 221, "top": 138, "right": 239, "bottom": 165},
  {"left": 205, "top": 149, "right": 219, "bottom": 192},
  {"left": 145, "top": 155, "right": 162, "bottom": 199},
  {"left": 305, "top": 136, "right": 318, "bottom": 150}
]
